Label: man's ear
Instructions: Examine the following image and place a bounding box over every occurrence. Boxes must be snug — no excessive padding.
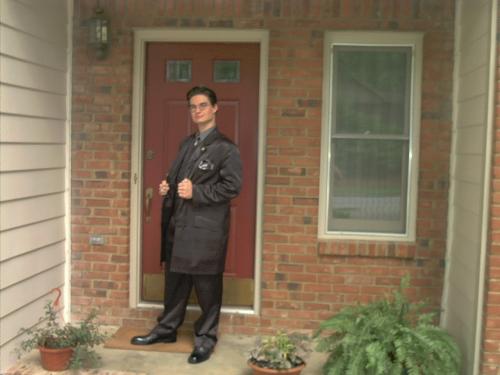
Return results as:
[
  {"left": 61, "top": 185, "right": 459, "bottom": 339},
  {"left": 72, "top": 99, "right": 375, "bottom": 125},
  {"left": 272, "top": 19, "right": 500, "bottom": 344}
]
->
[{"left": 213, "top": 104, "right": 218, "bottom": 113}]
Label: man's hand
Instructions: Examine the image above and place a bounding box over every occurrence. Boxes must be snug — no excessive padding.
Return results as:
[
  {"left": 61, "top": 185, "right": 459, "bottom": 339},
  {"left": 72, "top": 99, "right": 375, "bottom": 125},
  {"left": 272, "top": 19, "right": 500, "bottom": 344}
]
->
[
  {"left": 178, "top": 178, "right": 193, "bottom": 199},
  {"left": 159, "top": 180, "right": 169, "bottom": 196}
]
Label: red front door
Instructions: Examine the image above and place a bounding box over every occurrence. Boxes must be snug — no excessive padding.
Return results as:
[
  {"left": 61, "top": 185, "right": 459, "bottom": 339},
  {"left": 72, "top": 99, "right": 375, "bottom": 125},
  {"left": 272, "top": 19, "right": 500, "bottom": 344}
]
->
[{"left": 141, "top": 42, "right": 259, "bottom": 306}]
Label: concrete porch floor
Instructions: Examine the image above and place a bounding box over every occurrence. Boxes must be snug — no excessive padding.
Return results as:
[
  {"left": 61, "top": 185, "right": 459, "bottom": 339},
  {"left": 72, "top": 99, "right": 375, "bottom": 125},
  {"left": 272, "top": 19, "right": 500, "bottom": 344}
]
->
[{"left": 6, "top": 334, "right": 327, "bottom": 375}]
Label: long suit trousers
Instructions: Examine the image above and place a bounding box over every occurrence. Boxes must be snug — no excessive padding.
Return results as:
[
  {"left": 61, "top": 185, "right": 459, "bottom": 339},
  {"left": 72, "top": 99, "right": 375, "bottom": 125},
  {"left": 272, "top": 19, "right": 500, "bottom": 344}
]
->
[{"left": 152, "top": 270, "right": 223, "bottom": 350}]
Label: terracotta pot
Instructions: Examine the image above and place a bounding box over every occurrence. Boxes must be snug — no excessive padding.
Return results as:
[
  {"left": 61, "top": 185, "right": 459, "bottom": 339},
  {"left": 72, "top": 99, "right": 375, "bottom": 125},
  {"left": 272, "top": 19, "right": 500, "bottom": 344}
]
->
[
  {"left": 38, "top": 346, "right": 74, "bottom": 371},
  {"left": 247, "top": 360, "right": 305, "bottom": 375}
]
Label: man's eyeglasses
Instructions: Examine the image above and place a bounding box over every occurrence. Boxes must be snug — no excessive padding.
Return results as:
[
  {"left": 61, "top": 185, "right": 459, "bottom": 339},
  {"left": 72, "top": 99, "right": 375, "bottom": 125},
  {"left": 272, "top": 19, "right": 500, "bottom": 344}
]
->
[{"left": 188, "top": 102, "right": 211, "bottom": 112}]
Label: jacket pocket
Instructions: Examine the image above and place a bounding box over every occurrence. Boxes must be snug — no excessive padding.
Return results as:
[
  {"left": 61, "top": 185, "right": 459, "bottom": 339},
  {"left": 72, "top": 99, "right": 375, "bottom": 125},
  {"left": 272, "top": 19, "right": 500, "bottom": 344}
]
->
[{"left": 194, "top": 215, "right": 221, "bottom": 231}]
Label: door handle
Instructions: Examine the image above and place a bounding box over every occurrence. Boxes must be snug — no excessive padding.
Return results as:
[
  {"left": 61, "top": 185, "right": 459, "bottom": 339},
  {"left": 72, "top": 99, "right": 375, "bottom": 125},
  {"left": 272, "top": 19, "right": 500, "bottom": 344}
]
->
[{"left": 144, "top": 187, "right": 154, "bottom": 223}]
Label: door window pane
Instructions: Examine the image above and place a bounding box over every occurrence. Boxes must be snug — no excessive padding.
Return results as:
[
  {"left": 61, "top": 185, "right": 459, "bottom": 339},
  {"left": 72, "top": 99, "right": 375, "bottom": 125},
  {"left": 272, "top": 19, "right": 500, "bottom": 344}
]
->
[
  {"left": 166, "top": 60, "right": 192, "bottom": 82},
  {"left": 213, "top": 60, "right": 240, "bottom": 83}
]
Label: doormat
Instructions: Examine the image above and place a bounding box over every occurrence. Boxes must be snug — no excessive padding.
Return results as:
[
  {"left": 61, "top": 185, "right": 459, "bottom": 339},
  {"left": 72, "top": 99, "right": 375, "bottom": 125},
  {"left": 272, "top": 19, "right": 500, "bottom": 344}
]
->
[{"left": 103, "top": 327, "right": 193, "bottom": 353}]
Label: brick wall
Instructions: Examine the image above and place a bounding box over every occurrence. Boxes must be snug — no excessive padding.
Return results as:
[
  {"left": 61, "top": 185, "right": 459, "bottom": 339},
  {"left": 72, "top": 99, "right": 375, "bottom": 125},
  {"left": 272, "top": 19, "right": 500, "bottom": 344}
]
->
[
  {"left": 481, "top": 6, "right": 500, "bottom": 374},
  {"left": 71, "top": 0, "right": 455, "bottom": 335}
]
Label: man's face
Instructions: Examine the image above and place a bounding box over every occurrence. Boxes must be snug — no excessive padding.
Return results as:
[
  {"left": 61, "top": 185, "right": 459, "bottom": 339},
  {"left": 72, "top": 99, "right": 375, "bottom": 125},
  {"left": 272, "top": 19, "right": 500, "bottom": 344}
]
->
[{"left": 189, "top": 94, "right": 217, "bottom": 126}]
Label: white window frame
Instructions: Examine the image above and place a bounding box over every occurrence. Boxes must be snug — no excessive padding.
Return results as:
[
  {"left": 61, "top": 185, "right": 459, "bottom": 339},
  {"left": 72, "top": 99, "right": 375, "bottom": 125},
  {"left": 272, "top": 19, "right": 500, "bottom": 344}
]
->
[{"left": 318, "top": 31, "right": 422, "bottom": 242}]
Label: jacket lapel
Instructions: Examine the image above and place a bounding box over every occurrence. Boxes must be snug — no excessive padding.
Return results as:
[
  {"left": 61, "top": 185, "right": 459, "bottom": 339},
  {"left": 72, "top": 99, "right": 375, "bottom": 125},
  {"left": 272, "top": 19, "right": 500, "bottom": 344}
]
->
[
  {"left": 187, "top": 128, "right": 220, "bottom": 180},
  {"left": 169, "top": 135, "right": 195, "bottom": 183}
]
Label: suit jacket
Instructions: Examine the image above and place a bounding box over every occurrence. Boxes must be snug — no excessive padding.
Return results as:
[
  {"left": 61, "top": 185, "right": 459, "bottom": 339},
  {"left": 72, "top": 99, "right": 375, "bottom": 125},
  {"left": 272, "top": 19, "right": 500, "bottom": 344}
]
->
[{"left": 160, "top": 128, "right": 243, "bottom": 274}]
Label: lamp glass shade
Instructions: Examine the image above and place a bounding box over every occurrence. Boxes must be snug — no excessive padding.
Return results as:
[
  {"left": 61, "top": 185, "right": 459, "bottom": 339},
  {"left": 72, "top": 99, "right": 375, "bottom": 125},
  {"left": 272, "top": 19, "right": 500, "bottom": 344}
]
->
[{"left": 89, "top": 8, "right": 108, "bottom": 47}]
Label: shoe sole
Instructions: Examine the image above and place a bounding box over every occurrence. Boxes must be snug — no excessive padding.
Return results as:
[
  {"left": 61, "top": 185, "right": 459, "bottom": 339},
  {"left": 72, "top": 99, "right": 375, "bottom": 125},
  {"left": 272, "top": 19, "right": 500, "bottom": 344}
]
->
[{"left": 158, "top": 338, "right": 177, "bottom": 343}]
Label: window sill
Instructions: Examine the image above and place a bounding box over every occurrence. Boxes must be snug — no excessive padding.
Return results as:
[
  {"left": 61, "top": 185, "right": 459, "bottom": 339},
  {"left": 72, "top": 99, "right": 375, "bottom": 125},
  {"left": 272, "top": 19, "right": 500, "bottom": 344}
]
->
[{"left": 317, "top": 240, "right": 416, "bottom": 259}]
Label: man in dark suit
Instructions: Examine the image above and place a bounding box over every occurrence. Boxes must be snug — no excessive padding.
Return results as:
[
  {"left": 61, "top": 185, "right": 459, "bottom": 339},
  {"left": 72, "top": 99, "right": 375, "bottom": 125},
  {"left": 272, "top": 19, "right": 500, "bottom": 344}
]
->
[{"left": 130, "top": 86, "right": 243, "bottom": 364}]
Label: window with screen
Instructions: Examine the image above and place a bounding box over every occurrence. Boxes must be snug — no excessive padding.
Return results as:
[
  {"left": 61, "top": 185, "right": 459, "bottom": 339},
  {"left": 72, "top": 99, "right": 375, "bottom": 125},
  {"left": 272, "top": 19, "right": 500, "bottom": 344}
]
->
[{"left": 318, "top": 32, "right": 422, "bottom": 241}]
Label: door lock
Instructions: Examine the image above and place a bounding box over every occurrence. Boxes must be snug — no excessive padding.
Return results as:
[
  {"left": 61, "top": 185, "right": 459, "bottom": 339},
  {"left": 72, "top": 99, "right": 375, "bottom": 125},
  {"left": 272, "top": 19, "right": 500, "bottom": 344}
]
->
[{"left": 144, "top": 187, "right": 154, "bottom": 223}]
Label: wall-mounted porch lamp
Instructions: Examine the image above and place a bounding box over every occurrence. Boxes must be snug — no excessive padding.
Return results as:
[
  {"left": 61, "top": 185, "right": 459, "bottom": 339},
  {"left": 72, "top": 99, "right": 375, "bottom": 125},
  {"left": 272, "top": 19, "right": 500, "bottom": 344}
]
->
[{"left": 88, "top": 7, "right": 109, "bottom": 60}]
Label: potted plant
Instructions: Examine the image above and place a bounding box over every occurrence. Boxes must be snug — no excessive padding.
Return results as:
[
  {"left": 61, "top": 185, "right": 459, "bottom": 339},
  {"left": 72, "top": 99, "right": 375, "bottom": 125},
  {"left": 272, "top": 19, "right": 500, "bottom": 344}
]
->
[
  {"left": 16, "top": 298, "right": 107, "bottom": 371},
  {"left": 314, "top": 275, "right": 461, "bottom": 375},
  {"left": 248, "top": 330, "right": 311, "bottom": 375}
]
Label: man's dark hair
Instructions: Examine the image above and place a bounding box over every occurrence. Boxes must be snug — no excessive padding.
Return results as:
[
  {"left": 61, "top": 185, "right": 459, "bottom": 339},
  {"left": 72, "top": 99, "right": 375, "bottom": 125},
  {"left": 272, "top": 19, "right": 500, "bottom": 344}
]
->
[{"left": 186, "top": 86, "right": 217, "bottom": 105}]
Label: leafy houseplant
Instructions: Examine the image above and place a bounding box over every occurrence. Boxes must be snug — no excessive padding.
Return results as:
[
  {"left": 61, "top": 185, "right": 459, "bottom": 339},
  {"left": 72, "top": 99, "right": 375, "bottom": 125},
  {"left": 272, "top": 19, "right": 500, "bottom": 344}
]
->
[
  {"left": 315, "top": 276, "right": 461, "bottom": 375},
  {"left": 16, "top": 299, "right": 107, "bottom": 371},
  {"left": 248, "top": 331, "right": 310, "bottom": 375}
]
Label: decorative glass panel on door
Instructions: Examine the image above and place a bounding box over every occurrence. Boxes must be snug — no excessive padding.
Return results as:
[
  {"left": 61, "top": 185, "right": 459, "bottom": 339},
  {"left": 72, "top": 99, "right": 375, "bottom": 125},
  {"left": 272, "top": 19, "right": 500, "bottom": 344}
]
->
[
  {"left": 166, "top": 60, "right": 192, "bottom": 82},
  {"left": 213, "top": 60, "right": 240, "bottom": 83}
]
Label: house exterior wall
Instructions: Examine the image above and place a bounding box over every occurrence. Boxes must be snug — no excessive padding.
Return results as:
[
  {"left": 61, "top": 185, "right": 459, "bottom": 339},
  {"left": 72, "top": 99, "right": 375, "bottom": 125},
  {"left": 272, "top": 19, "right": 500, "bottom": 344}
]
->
[
  {"left": 71, "top": 0, "right": 455, "bottom": 336},
  {"left": 481, "top": 4, "right": 500, "bottom": 374},
  {"left": 442, "top": 0, "right": 495, "bottom": 374},
  {"left": 0, "top": 0, "right": 71, "bottom": 372}
]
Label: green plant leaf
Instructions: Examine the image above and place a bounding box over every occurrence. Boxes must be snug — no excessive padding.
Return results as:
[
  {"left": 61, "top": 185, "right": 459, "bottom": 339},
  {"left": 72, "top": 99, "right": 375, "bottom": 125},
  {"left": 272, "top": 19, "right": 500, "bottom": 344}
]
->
[
  {"left": 15, "top": 300, "right": 108, "bottom": 369},
  {"left": 315, "top": 274, "right": 461, "bottom": 375}
]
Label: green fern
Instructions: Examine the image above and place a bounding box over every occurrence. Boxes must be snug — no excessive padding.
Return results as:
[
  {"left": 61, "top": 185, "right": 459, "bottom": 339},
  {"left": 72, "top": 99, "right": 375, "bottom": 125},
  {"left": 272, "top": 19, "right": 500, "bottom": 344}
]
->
[{"left": 314, "top": 275, "right": 461, "bottom": 375}]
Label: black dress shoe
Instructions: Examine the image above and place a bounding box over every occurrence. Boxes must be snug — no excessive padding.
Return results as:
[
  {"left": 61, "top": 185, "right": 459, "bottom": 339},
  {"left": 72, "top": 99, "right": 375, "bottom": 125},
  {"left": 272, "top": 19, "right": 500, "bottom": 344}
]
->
[
  {"left": 130, "top": 332, "right": 176, "bottom": 345},
  {"left": 156, "top": 313, "right": 165, "bottom": 323},
  {"left": 187, "top": 346, "right": 213, "bottom": 364}
]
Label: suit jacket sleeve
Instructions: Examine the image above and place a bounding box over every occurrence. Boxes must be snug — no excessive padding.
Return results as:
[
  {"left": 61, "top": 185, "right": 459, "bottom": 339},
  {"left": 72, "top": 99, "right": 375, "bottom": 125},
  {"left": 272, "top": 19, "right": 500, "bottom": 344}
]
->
[{"left": 192, "top": 144, "right": 242, "bottom": 205}]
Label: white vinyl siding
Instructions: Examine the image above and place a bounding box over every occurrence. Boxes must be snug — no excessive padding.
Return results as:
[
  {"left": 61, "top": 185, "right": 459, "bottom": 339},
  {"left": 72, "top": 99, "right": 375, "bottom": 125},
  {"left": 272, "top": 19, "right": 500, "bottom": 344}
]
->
[
  {"left": 442, "top": 0, "right": 496, "bottom": 374},
  {"left": 318, "top": 31, "right": 422, "bottom": 242},
  {"left": 0, "top": 0, "right": 71, "bottom": 372}
]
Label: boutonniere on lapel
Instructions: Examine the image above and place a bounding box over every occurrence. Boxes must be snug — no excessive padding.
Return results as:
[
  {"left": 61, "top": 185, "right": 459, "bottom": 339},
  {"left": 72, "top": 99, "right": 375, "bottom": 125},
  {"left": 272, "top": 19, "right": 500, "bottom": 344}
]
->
[{"left": 198, "top": 159, "right": 214, "bottom": 171}]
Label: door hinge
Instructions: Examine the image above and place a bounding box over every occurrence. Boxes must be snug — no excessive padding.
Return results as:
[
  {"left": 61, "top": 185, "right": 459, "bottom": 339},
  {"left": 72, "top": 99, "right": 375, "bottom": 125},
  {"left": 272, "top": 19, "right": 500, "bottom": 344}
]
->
[{"left": 134, "top": 173, "right": 138, "bottom": 184}]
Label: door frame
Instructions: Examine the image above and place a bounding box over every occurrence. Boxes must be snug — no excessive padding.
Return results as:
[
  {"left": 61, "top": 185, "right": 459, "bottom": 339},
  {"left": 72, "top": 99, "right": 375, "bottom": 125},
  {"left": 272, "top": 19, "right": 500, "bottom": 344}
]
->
[{"left": 129, "top": 28, "right": 268, "bottom": 315}]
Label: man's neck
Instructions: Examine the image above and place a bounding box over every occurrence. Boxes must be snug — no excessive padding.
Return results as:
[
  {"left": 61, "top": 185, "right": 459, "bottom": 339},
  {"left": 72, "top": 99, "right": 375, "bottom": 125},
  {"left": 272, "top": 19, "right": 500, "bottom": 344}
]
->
[{"left": 197, "top": 121, "right": 216, "bottom": 134}]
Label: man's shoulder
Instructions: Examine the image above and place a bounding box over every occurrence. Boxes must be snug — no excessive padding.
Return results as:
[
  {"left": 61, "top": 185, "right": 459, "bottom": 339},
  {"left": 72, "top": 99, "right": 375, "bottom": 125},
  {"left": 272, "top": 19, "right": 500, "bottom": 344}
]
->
[
  {"left": 212, "top": 130, "right": 237, "bottom": 148},
  {"left": 216, "top": 134, "right": 236, "bottom": 147}
]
